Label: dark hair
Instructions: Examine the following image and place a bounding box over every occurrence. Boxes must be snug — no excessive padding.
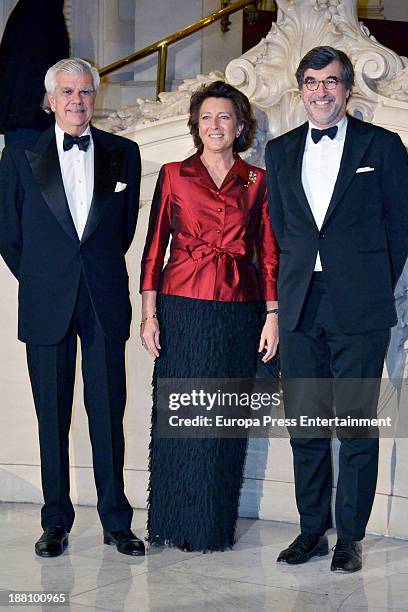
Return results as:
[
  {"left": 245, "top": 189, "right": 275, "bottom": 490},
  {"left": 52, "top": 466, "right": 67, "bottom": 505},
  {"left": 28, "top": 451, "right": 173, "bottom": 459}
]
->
[
  {"left": 295, "top": 46, "right": 354, "bottom": 91},
  {"left": 188, "top": 80, "right": 257, "bottom": 153}
]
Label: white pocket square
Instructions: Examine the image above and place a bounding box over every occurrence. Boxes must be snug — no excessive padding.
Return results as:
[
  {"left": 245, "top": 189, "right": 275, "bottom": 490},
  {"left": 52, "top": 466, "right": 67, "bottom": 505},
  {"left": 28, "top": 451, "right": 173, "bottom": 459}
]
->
[
  {"left": 114, "top": 181, "right": 127, "bottom": 192},
  {"left": 356, "top": 167, "right": 375, "bottom": 173}
]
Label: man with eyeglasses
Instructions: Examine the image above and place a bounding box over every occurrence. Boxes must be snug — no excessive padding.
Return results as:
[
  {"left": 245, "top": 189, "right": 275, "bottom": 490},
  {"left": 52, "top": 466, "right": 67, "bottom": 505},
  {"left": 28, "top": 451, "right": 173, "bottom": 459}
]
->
[
  {"left": 0, "top": 58, "right": 144, "bottom": 558},
  {"left": 265, "top": 46, "right": 408, "bottom": 572}
]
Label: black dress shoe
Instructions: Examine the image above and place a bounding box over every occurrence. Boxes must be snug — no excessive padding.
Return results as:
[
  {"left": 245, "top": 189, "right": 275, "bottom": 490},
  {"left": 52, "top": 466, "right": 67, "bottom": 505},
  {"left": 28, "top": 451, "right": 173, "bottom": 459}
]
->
[
  {"left": 103, "top": 529, "right": 145, "bottom": 556},
  {"left": 277, "top": 533, "right": 329, "bottom": 564},
  {"left": 331, "top": 540, "right": 362, "bottom": 572},
  {"left": 35, "top": 527, "right": 68, "bottom": 558}
]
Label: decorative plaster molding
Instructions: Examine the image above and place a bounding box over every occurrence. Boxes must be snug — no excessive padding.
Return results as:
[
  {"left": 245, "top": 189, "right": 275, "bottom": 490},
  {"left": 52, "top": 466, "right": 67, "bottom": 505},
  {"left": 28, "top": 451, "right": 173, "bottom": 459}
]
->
[
  {"left": 96, "top": 71, "right": 225, "bottom": 132},
  {"left": 95, "top": 68, "right": 268, "bottom": 165},
  {"left": 226, "top": 0, "right": 407, "bottom": 134},
  {"left": 376, "top": 66, "right": 408, "bottom": 102},
  {"left": 98, "top": 0, "right": 408, "bottom": 161}
]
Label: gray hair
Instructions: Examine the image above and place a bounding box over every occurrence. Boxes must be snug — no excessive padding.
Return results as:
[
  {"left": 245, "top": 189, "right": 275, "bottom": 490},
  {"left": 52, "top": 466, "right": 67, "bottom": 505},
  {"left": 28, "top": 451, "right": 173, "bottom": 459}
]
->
[{"left": 44, "top": 57, "right": 100, "bottom": 95}]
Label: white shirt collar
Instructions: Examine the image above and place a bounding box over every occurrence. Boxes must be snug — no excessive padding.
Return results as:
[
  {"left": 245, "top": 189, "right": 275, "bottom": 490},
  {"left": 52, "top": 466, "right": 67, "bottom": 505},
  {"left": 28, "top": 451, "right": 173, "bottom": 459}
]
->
[
  {"left": 55, "top": 122, "right": 92, "bottom": 152},
  {"left": 307, "top": 115, "right": 348, "bottom": 143}
]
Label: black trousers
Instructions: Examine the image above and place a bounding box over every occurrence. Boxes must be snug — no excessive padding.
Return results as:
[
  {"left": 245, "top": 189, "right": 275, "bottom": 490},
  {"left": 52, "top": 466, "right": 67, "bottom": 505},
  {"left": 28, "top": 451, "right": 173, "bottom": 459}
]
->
[
  {"left": 279, "top": 273, "right": 390, "bottom": 541},
  {"left": 26, "top": 275, "right": 133, "bottom": 532}
]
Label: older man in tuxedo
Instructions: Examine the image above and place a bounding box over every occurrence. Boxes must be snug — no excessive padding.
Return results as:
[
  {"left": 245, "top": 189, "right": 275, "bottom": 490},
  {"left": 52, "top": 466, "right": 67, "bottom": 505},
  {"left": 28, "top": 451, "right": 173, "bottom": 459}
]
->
[
  {"left": 0, "top": 58, "right": 144, "bottom": 557},
  {"left": 265, "top": 46, "right": 408, "bottom": 572}
]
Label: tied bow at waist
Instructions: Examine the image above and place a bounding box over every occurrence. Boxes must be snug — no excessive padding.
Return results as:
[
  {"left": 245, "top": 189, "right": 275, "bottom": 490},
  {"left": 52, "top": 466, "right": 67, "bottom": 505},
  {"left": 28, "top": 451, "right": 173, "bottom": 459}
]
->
[{"left": 175, "top": 233, "right": 246, "bottom": 261}]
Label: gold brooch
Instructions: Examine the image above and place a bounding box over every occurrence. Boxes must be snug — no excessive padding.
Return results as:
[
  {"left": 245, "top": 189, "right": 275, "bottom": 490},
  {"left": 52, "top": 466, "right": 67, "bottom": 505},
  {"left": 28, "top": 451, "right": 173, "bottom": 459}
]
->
[{"left": 244, "top": 170, "right": 257, "bottom": 188}]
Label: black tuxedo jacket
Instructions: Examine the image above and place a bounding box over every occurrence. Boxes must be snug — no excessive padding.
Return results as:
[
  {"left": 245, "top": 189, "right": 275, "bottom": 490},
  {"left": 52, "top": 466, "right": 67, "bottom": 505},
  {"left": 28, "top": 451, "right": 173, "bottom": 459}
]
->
[
  {"left": 0, "top": 125, "right": 141, "bottom": 345},
  {"left": 265, "top": 115, "right": 408, "bottom": 334}
]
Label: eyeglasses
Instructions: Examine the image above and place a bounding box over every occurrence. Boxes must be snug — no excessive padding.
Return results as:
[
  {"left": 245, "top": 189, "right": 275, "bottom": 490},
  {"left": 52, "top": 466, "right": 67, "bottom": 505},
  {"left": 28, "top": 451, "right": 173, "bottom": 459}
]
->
[{"left": 303, "top": 77, "right": 343, "bottom": 91}]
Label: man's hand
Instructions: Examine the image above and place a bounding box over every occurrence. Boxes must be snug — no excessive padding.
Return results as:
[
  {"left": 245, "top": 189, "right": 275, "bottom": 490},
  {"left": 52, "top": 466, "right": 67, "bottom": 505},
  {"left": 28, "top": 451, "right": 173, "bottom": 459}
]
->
[{"left": 258, "top": 314, "right": 279, "bottom": 363}]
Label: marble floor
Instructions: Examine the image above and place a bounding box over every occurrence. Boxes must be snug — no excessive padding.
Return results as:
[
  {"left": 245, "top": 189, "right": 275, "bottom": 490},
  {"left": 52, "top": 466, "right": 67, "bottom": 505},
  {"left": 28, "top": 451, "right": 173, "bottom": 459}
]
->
[{"left": 1, "top": 504, "right": 408, "bottom": 612}]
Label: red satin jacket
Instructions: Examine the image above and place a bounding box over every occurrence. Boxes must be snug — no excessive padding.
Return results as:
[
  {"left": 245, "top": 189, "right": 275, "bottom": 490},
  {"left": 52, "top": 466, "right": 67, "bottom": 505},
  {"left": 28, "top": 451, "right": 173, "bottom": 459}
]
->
[{"left": 140, "top": 152, "right": 278, "bottom": 302}]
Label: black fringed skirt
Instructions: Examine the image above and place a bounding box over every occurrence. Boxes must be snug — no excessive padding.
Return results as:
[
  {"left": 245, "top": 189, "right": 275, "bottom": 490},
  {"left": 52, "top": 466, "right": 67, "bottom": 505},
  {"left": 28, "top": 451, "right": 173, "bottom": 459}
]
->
[{"left": 147, "top": 293, "right": 264, "bottom": 552}]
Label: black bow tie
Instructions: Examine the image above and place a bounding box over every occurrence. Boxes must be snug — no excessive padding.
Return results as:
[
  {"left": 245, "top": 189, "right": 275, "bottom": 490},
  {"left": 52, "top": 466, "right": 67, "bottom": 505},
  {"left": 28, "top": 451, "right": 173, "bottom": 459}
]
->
[
  {"left": 311, "top": 126, "right": 338, "bottom": 144},
  {"left": 63, "top": 133, "right": 90, "bottom": 152}
]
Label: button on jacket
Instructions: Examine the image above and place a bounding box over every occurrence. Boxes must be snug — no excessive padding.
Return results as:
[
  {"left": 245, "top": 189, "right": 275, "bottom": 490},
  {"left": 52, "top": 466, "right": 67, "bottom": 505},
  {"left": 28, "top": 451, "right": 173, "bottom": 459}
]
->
[{"left": 140, "top": 152, "right": 278, "bottom": 302}]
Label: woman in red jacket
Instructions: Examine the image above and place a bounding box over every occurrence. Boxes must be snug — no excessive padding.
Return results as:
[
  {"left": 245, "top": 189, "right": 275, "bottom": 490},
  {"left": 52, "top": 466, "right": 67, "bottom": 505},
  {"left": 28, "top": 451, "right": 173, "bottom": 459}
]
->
[{"left": 140, "top": 80, "right": 279, "bottom": 552}]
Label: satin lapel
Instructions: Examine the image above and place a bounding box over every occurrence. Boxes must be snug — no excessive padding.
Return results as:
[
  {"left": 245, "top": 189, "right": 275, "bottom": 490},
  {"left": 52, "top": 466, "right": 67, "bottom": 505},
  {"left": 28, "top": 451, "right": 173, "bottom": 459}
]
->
[
  {"left": 80, "top": 131, "right": 122, "bottom": 245},
  {"left": 283, "top": 123, "right": 317, "bottom": 228},
  {"left": 322, "top": 116, "right": 374, "bottom": 226},
  {"left": 25, "top": 130, "right": 78, "bottom": 243}
]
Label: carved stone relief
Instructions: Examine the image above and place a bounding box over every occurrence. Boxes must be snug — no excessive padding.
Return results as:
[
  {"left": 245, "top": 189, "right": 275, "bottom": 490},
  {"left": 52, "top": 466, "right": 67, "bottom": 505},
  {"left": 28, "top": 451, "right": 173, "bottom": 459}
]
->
[
  {"left": 226, "top": 0, "right": 407, "bottom": 135},
  {"left": 100, "top": 2, "right": 406, "bottom": 132},
  {"left": 97, "top": 0, "right": 408, "bottom": 167}
]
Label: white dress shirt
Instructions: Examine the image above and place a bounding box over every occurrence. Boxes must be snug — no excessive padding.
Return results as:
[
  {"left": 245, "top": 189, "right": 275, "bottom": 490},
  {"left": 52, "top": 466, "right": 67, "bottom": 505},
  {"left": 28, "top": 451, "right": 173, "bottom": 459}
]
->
[
  {"left": 55, "top": 123, "right": 94, "bottom": 239},
  {"left": 302, "top": 116, "right": 348, "bottom": 271}
]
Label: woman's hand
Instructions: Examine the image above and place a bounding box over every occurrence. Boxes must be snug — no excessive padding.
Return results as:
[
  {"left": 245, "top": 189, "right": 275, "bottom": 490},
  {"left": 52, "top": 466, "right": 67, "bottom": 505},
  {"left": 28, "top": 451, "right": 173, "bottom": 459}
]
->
[
  {"left": 258, "top": 314, "right": 279, "bottom": 363},
  {"left": 140, "top": 316, "right": 161, "bottom": 358},
  {"left": 141, "top": 290, "right": 160, "bottom": 358}
]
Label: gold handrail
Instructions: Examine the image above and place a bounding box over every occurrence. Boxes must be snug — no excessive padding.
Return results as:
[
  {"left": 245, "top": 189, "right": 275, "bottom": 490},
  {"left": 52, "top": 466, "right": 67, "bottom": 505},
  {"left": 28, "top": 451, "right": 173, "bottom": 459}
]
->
[{"left": 99, "top": 0, "right": 258, "bottom": 99}]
